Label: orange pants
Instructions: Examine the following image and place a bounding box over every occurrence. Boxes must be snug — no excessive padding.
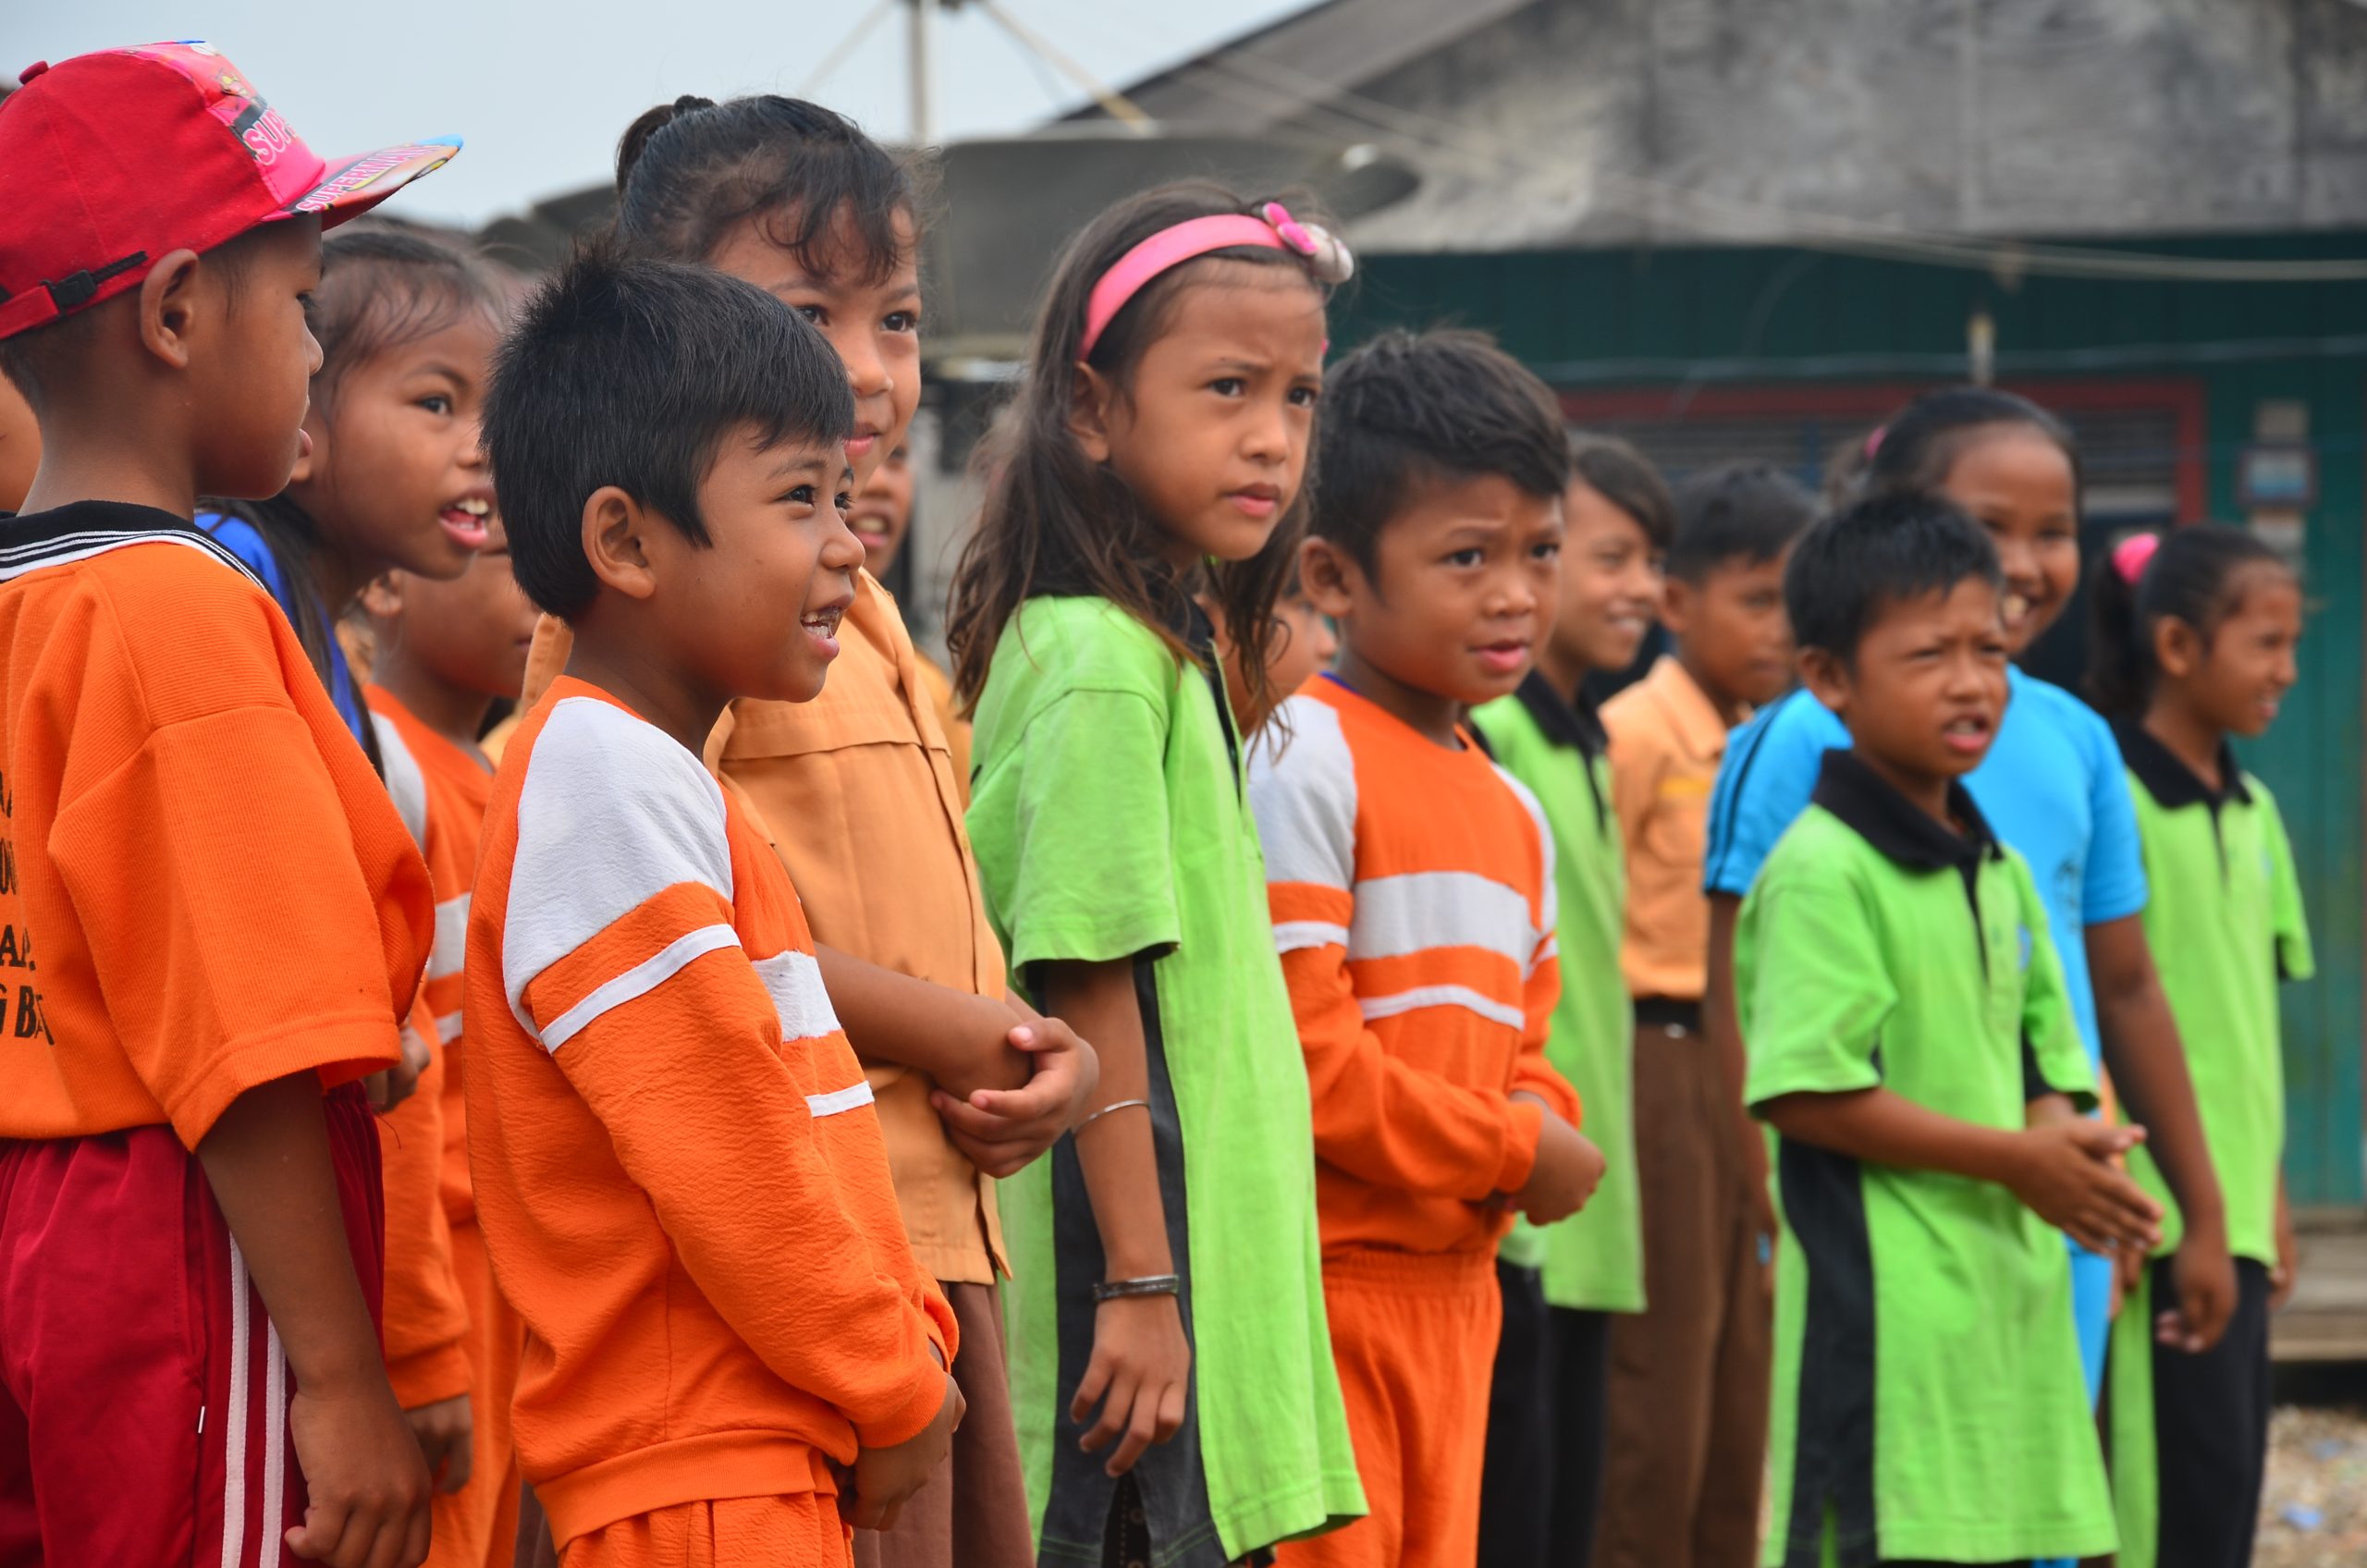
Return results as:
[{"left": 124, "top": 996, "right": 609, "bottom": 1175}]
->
[
  {"left": 561, "top": 1494, "right": 852, "bottom": 1567},
  {"left": 429, "top": 1218, "right": 526, "bottom": 1568},
  {"left": 1275, "top": 1248, "right": 1502, "bottom": 1568}
]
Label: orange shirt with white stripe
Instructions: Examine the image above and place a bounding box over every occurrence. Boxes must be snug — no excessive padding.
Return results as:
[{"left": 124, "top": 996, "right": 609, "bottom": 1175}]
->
[
  {"left": 463, "top": 678, "right": 957, "bottom": 1548},
  {"left": 1246, "top": 675, "right": 1579, "bottom": 1256},
  {"left": 0, "top": 504, "right": 427, "bottom": 1147},
  {"left": 371, "top": 684, "right": 531, "bottom": 1566}
]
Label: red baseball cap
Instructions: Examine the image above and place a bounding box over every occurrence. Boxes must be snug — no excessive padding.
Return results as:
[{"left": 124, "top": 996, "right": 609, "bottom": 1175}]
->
[{"left": 0, "top": 41, "right": 460, "bottom": 340}]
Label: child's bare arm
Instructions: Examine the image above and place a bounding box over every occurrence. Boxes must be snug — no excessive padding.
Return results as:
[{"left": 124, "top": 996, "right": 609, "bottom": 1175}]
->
[
  {"left": 816, "top": 943, "right": 1028, "bottom": 1097},
  {"left": 1704, "top": 893, "right": 1776, "bottom": 1266},
  {"left": 816, "top": 945, "right": 1098, "bottom": 1175},
  {"left": 1759, "top": 1085, "right": 2164, "bottom": 1256},
  {"left": 1040, "top": 957, "right": 1190, "bottom": 1479},
  {"left": 929, "top": 993, "right": 1100, "bottom": 1178},
  {"left": 197, "top": 1075, "right": 433, "bottom": 1568},
  {"left": 2086, "top": 913, "right": 2238, "bottom": 1351}
]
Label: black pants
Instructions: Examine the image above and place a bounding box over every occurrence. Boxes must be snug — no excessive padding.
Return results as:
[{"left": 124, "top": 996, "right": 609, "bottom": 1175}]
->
[
  {"left": 2152, "top": 1256, "right": 2274, "bottom": 1568},
  {"left": 1476, "top": 1266, "right": 1610, "bottom": 1568}
]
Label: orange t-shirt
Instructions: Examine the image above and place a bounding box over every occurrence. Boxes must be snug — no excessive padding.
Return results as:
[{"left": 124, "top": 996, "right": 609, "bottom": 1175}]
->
[
  {"left": 1600, "top": 655, "right": 1730, "bottom": 1001},
  {"left": 371, "top": 685, "right": 528, "bottom": 1565},
  {"left": 369, "top": 687, "right": 493, "bottom": 1226},
  {"left": 0, "top": 503, "right": 428, "bottom": 1147},
  {"left": 464, "top": 678, "right": 956, "bottom": 1547},
  {"left": 1247, "top": 676, "right": 1578, "bottom": 1257}
]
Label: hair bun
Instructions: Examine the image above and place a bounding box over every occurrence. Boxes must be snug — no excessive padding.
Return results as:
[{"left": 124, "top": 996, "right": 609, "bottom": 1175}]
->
[
  {"left": 1297, "top": 221, "right": 1355, "bottom": 286},
  {"left": 616, "top": 94, "right": 719, "bottom": 192}
]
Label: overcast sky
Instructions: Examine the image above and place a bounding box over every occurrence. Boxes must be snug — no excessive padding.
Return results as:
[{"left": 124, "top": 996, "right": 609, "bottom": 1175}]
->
[{"left": 16, "top": 2, "right": 1313, "bottom": 227}]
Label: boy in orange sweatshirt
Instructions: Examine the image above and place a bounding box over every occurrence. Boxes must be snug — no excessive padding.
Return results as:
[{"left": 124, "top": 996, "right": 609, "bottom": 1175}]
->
[
  {"left": 1249, "top": 330, "right": 1604, "bottom": 1568},
  {"left": 364, "top": 515, "right": 545, "bottom": 1567},
  {"left": 466, "top": 248, "right": 961, "bottom": 1567}
]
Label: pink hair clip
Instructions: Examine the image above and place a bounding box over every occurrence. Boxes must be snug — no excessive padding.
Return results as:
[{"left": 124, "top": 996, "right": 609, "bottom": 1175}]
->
[
  {"left": 2112, "top": 532, "right": 2161, "bottom": 584},
  {"left": 1079, "top": 202, "right": 1355, "bottom": 359}
]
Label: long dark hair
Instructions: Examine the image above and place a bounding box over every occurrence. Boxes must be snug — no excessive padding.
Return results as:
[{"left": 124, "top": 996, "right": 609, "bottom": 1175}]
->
[
  {"left": 206, "top": 226, "right": 505, "bottom": 764},
  {"left": 2084, "top": 525, "right": 2291, "bottom": 717},
  {"left": 945, "top": 180, "right": 1334, "bottom": 714},
  {"left": 611, "top": 93, "right": 925, "bottom": 279},
  {"left": 1861, "top": 385, "right": 2082, "bottom": 508}
]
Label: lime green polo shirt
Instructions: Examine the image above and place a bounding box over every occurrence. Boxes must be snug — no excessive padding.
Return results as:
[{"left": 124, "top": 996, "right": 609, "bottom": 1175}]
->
[
  {"left": 2113, "top": 722, "right": 2314, "bottom": 1268},
  {"left": 1473, "top": 675, "right": 1642, "bottom": 1312},
  {"left": 1738, "top": 751, "right": 2114, "bottom": 1568},
  {"left": 966, "top": 595, "right": 1363, "bottom": 1565}
]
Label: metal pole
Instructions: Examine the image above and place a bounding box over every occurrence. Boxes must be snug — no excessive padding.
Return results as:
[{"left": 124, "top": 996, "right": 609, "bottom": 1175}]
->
[{"left": 908, "top": 0, "right": 938, "bottom": 146}]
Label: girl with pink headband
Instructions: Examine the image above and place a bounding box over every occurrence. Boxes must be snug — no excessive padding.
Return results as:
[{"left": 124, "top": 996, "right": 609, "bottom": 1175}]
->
[
  {"left": 947, "top": 181, "right": 1365, "bottom": 1568},
  {"left": 2085, "top": 523, "right": 2309, "bottom": 1568}
]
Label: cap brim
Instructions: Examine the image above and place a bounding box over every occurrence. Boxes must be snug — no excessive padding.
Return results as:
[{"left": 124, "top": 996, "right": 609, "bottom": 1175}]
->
[{"left": 281, "top": 136, "right": 461, "bottom": 227}]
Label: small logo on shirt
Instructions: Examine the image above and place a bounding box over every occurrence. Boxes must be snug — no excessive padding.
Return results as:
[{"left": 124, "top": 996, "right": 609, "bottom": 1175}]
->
[{"left": 2018, "top": 925, "right": 2034, "bottom": 973}]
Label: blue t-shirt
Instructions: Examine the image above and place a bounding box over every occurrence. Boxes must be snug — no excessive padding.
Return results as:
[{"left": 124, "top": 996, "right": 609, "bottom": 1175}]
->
[
  {"left": 1705, "top": 668, "right": 2148, "bottom": 1065},
  {"left": 193, "top": 511, "right": 368, "bottom": 744}
]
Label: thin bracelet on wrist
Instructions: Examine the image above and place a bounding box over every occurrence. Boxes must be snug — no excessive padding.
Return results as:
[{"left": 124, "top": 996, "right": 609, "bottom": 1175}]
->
[
  {"left": 1092, "top": 1274, "right": 1182, "bottom": 1304},
  {"left": 1075, "top": 1097, "right": 1149, "bottom": 1134}
]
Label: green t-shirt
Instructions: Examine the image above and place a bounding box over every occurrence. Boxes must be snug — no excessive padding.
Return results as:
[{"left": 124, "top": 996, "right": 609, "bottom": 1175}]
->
[
  {"left": 966, "top": 596, "right": 1363, "bottom": 1566},
  {"left": 1473, "top": 677, "right": 1640, "bottom": 1308},
  {"left": 1737, "top": 752, "right": 2114, "bottom": 1568},
  {"left": 2114, "top": 724, "right": 2314, "bottom": 1267}
]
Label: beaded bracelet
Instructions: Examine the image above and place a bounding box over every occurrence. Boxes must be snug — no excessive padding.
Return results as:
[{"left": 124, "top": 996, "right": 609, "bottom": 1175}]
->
[{"left": 1092, "top": 1274, "right": 1182, "bottom": 1303}]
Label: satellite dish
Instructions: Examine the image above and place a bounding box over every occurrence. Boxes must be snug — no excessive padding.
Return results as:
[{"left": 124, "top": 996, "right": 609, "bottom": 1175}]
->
[{"left": 924, "top": 124, "right": 1418, "bottom": 366}]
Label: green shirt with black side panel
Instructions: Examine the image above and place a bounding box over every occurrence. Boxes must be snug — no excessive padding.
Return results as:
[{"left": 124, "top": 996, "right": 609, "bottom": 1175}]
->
[
  {"left": 1473, "top": 674, "right": 1641, "bottom": 1310},
  {"left": 1739, "top": 751, "right": 2113, "bottom": 1568},
  {"left": 2106, "top": 723, "right": 2314, "bottom": 1568}
]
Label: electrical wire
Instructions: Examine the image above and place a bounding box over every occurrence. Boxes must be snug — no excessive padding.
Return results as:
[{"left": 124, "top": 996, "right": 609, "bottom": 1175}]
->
[
  {"left": 799, "top": 0, "right": 901, "bottom": 99},
  {"left": 976, "top": 0, "right": 1156, "bottom": 127}
]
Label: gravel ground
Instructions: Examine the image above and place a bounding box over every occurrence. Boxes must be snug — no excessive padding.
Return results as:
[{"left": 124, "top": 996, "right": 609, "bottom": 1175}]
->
[{"left": 2254, "top": 1371, "right": 2367, "bottom": 1567}]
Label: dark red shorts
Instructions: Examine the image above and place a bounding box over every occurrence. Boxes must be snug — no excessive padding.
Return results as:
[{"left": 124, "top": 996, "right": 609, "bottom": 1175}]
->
[{"left": 0, "top": 1084, "right": 383, "bottom": 1567}]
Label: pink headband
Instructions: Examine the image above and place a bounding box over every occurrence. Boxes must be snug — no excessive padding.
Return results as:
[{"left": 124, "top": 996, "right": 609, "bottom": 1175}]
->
[
  {"left": 2112, "top": 533, "right": 2161, "bottom": 584},
  {"left": 1079, "top": 202, "right": 1354, "bottom": 359}
]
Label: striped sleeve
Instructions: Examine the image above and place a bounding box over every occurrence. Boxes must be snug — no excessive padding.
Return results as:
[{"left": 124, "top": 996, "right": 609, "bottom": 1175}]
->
[
  {"left": 502, "top": 700, "right": 950, "bottom": 1441},
  {"left": 1248, "top": 698, "right": 1547, "bottom": 1201},
  {"left": 1497, "top": 767, "right": 1579, "bottom": 1126},
  {"left": 376, "top": 998, "right": 471, "bottom": 1408}
]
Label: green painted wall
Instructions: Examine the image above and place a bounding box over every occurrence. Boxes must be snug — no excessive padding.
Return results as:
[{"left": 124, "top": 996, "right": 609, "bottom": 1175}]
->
[{"left": 1339, "top": 234, "right": 2367, "bottom": 1206}]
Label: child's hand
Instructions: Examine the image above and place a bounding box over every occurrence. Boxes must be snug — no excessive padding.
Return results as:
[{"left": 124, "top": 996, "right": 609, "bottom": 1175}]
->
[
  {"left": 930, "top": 1015, "right": 1101, "bottom": 1179},
  {"left": 2005, "top": 1120, "right": 2162, "bottom": 1256},
  {"left": 285, "top": 1373, "right": 435, "bottom": 1567},
  {"left": 1073, "top": 1292, "right": 1190, "bottom": 1477},
  {"left": 2270, "top": 1181, "right": 2300, "bottom": 1312},
  {"left": 845, "top": 1371, "right": 964, "bottom": 1535},
  {"left": 404, "top": 1391, "right": 475, "bottom": 1495},
  {"left": 1512, "top": 1112, "right": 1605, "bottom": 1226},
  {"left": 2110, "top": 1230, "right": 2145, "bottom": 1321},
  {"left": 365, "top": 1028, "right": 432, "bottom": 1114},
  {"left": 2157, "top": 1225, "right": 2237, "bottom": 1352}
]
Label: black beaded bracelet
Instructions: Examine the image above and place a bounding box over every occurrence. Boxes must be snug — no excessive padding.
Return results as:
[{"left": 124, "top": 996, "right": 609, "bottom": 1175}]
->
[{"left": 1092, "top": 1274, "right": 1182, "bottom": 1303}]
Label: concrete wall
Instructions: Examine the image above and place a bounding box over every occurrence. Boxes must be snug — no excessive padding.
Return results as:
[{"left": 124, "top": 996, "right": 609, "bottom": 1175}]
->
[{"left": 1143, "top": 0, "right": 2367, "bottom": 250}]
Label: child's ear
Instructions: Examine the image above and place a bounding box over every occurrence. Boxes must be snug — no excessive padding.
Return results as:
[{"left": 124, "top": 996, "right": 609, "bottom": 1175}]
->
[
  {"left": 1797, "top": 645, "right": 1851, "bottom": 717},
  {"left": 136, "top": 250, "right": 204, "bottom": 372},
  {"left": 581, "top": 486, "right": 660, "bottom": 602},
  {"left": 1658, "top": 574, "right": 1695, "bottom": 638},
  {"left": 1297, "top": 534, "right": 1360, "bottom": 621},
  {"left": 287, "top": 401, "right": 330, "bottom": 487},
  {"left": 2154, "top": 615, "right": 2204, "bottom": 682},
  {"left": 357, "top": 572, "right": 404, "bottom": 622},
  {"left": 1067, "top": 364, "right": 1117, "bottom": 465}
]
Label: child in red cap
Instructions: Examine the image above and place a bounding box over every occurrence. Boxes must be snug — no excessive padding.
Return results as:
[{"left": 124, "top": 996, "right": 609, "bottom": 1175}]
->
[{"left": 0, "top": 42, "right": 459, "bottom": 1568}]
